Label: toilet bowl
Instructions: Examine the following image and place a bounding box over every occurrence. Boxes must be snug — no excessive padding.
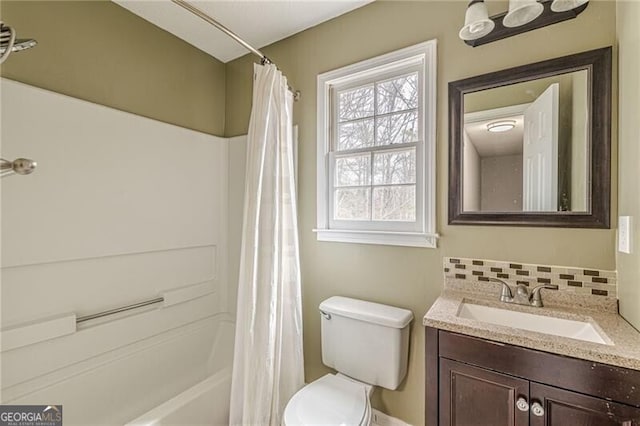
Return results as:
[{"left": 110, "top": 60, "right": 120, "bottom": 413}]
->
[
  {"left": 283, "top": 374, "right": 372, "bottom": 426},
  {"left": 283, "top": 296, "right": 413, "bottom": 426}
]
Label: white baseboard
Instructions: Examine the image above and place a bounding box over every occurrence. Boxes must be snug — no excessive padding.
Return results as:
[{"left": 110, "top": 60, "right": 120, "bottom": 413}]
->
[{"left": 371, "top": 409, "right": 412, "bottom": 426}]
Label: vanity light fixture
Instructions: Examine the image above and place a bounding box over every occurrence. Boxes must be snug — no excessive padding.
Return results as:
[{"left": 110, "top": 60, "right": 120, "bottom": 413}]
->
[
  {"left": 550, "top": 0, "right": 589, "bottom": 12},
  {"left": 459, "top": 0, "right": 590, "bottom": 46},
  {"left": 503, "top": 0, "right": 544, "bottom": 28},
  {"left": 487, "top": 120, "right": 516, "bottom": 133},
  {"left": 459, "top": 0, "right": 495, "bottom": 41}
]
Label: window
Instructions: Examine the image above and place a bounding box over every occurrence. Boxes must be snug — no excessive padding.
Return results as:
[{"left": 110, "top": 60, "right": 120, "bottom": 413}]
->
[{"left": 316, "top": 40, "right": 437, "bottom": 247}]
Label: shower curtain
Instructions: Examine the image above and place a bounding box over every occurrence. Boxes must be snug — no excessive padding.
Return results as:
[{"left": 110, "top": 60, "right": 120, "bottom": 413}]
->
[{"left": 229, "top": 63, "right": 304, "bottom": 426}]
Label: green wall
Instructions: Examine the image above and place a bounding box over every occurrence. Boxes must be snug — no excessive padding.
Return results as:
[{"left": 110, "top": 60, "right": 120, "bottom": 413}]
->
[
  {"left": 0, "top": 0, "right": 226, "bottom": 136},
  {"left": 0, "top": 0, "right": 628, "bottom": 424},
  {"left": 224, "top": 2, "right": 617, "bottom": 424},
  {"left": 616, "top": 0, "right": 640, "bottom": 331}
]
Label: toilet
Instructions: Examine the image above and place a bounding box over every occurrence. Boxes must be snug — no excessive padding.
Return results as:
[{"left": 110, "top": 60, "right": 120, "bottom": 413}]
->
[{"left": 283, "top": 296, "right": 413, "bottom": 426}]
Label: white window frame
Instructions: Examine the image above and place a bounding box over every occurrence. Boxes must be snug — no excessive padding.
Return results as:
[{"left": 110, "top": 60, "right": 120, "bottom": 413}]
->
[{"left": 315, "top": 40, "right": 438, "bottom": 248}]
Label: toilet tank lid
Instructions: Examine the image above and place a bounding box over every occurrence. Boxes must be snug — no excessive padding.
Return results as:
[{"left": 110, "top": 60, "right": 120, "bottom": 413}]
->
[{"left": 319, "top": 296, "right": 413, "bottom": 328}]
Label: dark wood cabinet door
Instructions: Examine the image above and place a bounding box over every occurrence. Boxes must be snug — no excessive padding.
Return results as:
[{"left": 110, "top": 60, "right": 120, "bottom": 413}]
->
[
  {"left": 530, "top": 382, "right": 640, "bottom": 426},
  {"left": 440, "top": 358, "right": 530, "bottom": 426}
]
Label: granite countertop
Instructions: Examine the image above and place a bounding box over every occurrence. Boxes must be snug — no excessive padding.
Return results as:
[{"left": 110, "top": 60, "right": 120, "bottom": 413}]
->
[{"left": 423, "top": 289, "right": 640, "bottom": 371}]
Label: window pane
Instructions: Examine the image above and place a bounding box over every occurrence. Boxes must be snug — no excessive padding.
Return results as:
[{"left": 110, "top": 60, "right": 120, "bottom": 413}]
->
[
  {"left": 376, "top": 73, "right": 418, "bottom": 114},
  {"left": 339, "top": 85, "right": 374, "bottom": 121},
  {"left": 335, "top": 155, "right": 371, "bottom": 187},
  {"left": 373, "top": 149, "right": 416, "bottom": 185},
  {"left": 373, "top": 185, "right": 416, "bottom": 221},
  {"left": 338, "top": 119, "right": 374, "bottom": 151},
  {"left": 376, "top": 111, "right": 418, "bottom": 145},
  {"left": 334, "top": 188, "right": 371, "bottom": 220}
]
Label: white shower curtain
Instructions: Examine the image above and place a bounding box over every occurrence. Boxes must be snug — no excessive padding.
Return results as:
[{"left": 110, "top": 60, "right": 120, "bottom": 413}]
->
[{"left": 229, "top": 63, "right": 304, "bottom": 426}]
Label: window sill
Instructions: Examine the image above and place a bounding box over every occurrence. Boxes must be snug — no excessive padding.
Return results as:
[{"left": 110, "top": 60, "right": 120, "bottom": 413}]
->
[{"left": 314, "top": 228, "right": 438, "bottom": 248}]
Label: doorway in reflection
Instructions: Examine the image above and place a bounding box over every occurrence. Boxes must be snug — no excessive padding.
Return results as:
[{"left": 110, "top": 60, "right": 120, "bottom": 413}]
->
[{"left": 461, "top": 70, "right": 589, "bottom": 213}]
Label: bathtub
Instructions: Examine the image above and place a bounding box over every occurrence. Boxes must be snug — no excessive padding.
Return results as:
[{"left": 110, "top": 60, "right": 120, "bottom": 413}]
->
[
  {"left": 126, "top": 367, "right": 232, "bottom": 426},
  {"left": 125, "top": 316, "right": 235, "bottom": 426}
]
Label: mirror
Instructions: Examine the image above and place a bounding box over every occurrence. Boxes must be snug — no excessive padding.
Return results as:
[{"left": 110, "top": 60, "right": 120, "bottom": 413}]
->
[
  {"left": 463, "top": 70, "right": 589, "bottom": 213},
  {"left": 449, "top": 47, "right": 611, "bottom": 228}
]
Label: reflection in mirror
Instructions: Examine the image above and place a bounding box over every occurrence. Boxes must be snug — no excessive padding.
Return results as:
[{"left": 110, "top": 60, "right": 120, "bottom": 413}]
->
[
  {"left": 449, "top": 47, "right": 611, "bottom": 228},
  {"left": 461, "top": 70, "right": 589, "bottom": 213}
]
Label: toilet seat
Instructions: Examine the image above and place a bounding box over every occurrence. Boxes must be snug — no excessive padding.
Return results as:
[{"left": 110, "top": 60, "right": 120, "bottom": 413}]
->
[{"left": 283, "top": 374, "right": 372, "bottom": 426}]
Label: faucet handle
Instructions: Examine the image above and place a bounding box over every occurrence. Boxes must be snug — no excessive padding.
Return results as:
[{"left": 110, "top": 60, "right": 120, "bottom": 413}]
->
[
  {"left": 489, "top": 278, "right": 513, "bottom": 302},
  {"left": 530, "top": 284, "right": 558, "bottom": 307}
]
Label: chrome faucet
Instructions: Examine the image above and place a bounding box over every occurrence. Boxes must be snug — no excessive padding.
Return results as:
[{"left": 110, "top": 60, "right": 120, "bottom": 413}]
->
[{"left": 489, "top": 278, "right": 556, "bottom": 308}]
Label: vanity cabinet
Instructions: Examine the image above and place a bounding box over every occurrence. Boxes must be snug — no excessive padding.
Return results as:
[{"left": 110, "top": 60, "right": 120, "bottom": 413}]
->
[
  {"left": 426, "top": 327, "right": 640, "bottom": 426},
  {"left": 440, "top": 358, "right": 529, "bottom": 426},
  {"left": 529, "top": 383, "right": 640, "bottom": 426}
]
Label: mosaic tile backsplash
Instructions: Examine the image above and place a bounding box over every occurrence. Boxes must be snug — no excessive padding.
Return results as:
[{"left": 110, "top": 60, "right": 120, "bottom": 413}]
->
[{"left": 444, "top": 257, "right": 617, "bottom": 298}]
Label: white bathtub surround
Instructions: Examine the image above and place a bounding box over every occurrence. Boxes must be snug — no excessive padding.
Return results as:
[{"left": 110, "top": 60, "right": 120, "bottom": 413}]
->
[
  {"left": 125, "top": 317, "right": 235, "bottom": 425},
  {"left": 0, "top": 79, "right": 235, "bottom": 424},
  {"left": 125, "top": 367, "right": 232, "bottom": 426},
  {"left": 230, "top": 64, "right": 304, "bottom": 426}
]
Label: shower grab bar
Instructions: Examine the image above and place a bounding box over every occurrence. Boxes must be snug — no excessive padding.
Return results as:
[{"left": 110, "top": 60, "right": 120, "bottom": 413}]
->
[
  {"left": 75, "top": 297, "right": 164, "bottom": 324},
  {"left": 1, "top": 282, "right": 213, "bottom": 352},
  {"left": 75, "top": 280, "right": 213, "bottom": 324}
]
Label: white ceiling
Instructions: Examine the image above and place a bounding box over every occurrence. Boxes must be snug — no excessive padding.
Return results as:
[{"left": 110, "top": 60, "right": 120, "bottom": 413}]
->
[
  {"left": 113, "top": 0, "right": 374, "bottom": 63},
  {"left": 464, "top": 114, "right": 524, "bottom": 158}
]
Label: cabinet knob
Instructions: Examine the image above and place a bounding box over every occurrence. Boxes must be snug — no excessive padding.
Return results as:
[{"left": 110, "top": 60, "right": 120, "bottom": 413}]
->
[
  {"left": 531, "top": 402, "right": 545, "bottom": 417},
  {"left": 516, "top": 397, "right": 529, "bottom": 412}
]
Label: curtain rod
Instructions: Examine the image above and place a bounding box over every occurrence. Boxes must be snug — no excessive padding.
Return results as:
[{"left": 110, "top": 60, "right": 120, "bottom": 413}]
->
[{"left": 171, "top": 0, "right": 301, "bottom": 101}]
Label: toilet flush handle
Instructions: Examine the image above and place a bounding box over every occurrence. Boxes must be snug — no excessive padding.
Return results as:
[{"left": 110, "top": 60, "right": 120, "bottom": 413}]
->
[{"left": 320, "top": 310, "right": 331, "bottom": 320}]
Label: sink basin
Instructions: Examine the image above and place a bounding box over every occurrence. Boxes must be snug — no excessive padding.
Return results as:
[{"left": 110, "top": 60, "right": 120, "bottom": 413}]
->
[{"left": 457, "top": 302, "right": 611, "bottom": 345}]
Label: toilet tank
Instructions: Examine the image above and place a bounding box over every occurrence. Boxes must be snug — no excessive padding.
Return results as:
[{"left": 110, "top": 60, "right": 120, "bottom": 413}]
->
[{"left": 319, "top": 296, "right": 413, "bottom": 390}]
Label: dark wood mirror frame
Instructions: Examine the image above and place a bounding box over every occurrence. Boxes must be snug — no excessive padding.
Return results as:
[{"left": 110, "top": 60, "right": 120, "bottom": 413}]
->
[{"left": 448, "top": 47, "right": 612, "bottom": 228}]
